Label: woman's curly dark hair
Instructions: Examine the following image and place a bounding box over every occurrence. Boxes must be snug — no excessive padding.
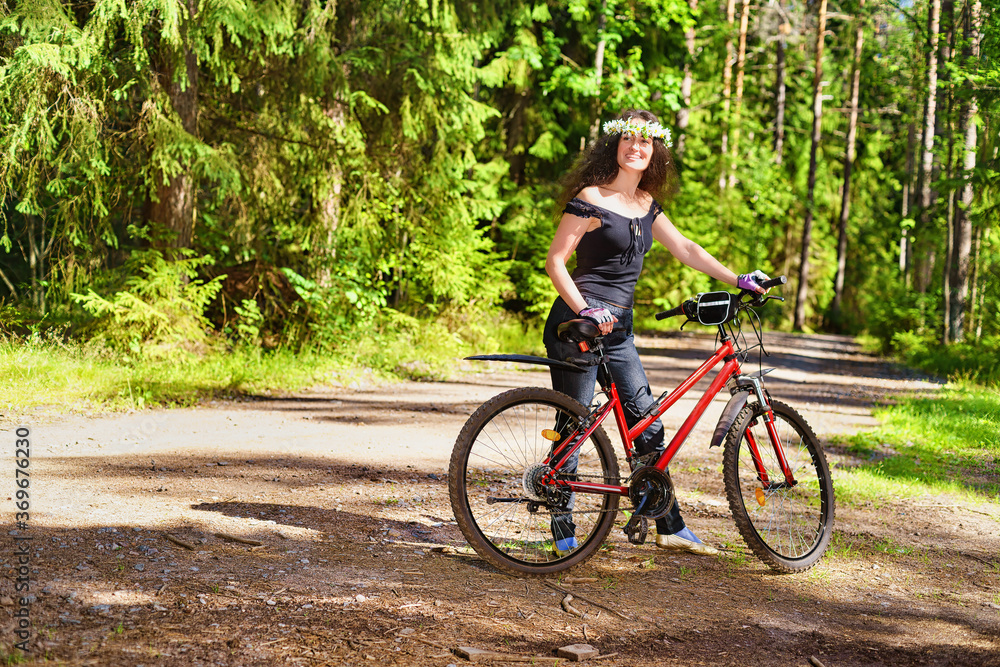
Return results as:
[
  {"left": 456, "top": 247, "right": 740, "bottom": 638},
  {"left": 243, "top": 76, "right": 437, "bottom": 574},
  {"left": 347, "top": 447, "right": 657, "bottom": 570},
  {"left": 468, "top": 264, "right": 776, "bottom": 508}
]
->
[{"left": 557, "top": 109, "right": 678, "bottom": 211}]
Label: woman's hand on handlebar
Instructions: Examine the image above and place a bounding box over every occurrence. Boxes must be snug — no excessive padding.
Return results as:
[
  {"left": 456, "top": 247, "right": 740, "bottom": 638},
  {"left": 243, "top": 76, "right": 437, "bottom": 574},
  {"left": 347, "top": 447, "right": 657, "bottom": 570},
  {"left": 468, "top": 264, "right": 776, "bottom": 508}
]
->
[
  {"left": 580, "top": 307, "right": 617, "bottom": 335},
  {"left": 737, "top": 270, "right": 771, "bottom": 294}
]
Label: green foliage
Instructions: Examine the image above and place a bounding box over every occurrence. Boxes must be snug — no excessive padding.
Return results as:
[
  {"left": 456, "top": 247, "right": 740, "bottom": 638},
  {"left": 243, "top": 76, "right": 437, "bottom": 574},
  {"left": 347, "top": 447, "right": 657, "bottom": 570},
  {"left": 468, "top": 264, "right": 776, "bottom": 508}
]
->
[
  {"left": 281, "top": 266, "right": 388, "bottom": 347},
  {"left": 0, "top": 331, "right": 340, "bottom": 411},
  {"left": 0, "top": 303, "right": 24, "bottom": 334},
  {"left": 891, "top": 333, "right": 1000, "bottom": 387},
  {"left": 0, "top": 307, "right": 544, "bottom": 412},
  {"left": 0, "top": 0, "right": 996, "bottom": 387},
  {"left": 70, "top": 251, "right": 224, "bottom": 359},
  {"left": 231, "top": 298, "right": 263, "bottom": 348}
]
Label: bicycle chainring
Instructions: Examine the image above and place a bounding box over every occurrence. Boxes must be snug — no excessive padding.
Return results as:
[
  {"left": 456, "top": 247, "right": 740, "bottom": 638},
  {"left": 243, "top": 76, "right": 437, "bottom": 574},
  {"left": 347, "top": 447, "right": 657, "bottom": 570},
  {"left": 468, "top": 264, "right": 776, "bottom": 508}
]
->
[{"left": 627, "top": 466, "right": 675, "bottom": 520}]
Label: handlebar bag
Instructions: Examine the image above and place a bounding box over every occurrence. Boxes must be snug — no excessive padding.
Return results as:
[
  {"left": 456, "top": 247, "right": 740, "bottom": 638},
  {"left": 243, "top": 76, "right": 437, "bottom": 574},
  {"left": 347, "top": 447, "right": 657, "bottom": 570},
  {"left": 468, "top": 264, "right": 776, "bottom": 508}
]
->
[{"left": 695, "top": 291, "right": 738, "bottom": 325}]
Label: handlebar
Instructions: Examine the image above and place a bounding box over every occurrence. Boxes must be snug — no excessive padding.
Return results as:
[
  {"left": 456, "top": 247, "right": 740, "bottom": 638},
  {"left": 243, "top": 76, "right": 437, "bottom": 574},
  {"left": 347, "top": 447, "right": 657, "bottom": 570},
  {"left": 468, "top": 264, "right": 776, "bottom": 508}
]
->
[
  {"left": 654, "top": 275, "right": 787, "bottom": 321},
  {"left": 655, "top": 302, "right": 692, "bottom": 321}
]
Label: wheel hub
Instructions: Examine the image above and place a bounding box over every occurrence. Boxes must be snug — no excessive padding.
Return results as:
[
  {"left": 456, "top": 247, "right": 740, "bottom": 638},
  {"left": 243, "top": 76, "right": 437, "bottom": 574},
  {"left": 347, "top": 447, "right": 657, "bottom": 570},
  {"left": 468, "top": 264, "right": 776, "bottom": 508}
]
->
[{"left": 521, "top": 463, "right": 550, "bottom": 502}]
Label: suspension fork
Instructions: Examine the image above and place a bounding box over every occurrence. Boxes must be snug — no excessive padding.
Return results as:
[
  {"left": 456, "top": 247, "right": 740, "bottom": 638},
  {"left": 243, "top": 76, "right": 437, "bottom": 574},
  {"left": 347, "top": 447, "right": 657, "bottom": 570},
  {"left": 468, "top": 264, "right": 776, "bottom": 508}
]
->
[
  {"left": 764, "top": 417, "right": 797, "bottom": 487},
  {"left": 741, "top": 379, "right": 796, "bottom": 488}
]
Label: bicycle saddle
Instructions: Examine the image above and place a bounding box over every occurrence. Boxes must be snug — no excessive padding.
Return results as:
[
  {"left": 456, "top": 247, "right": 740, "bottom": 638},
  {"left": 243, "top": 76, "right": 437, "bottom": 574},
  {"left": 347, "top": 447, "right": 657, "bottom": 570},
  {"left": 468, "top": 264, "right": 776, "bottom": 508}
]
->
[{"left": 557, "top": 319, "right": 600, "bottom": 343}]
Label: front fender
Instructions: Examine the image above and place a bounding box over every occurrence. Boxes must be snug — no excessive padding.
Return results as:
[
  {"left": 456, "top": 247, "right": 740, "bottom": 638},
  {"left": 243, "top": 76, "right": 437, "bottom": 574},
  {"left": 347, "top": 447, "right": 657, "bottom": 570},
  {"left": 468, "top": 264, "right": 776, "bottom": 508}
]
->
[{"left": 709, "top": 392, "right": 750, "bottom": 448}]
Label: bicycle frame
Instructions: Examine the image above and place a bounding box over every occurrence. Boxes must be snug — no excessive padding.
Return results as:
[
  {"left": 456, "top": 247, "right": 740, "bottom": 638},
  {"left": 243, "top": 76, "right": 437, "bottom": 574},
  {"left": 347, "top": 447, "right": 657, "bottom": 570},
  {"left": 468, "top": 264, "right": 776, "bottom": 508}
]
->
[{"left": 541, "top": 329, "right": 797, "bottom": 498}]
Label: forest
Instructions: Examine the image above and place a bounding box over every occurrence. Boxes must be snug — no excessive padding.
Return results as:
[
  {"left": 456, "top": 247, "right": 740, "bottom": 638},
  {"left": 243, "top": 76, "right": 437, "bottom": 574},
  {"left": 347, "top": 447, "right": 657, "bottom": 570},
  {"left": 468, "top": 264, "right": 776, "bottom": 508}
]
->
[{"left": 1, "top": 0, "right": 998, "bottom": 390}]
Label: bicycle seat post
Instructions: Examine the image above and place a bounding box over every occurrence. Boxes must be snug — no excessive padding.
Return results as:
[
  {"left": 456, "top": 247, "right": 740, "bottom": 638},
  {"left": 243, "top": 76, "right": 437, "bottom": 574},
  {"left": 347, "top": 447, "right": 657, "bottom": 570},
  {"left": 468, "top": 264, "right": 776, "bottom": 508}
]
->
[{"left": 586, "top": 339, "right": 610, "bottom": 392}]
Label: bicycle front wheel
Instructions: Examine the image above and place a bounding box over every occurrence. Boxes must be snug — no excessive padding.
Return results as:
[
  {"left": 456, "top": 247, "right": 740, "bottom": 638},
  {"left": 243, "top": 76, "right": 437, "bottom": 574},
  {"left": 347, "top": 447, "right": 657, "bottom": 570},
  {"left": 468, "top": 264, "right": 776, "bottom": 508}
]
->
[
  {"left": 723, "top": 400, "right": 834, "bottom": 573},
  {"left": 449, "top": 387, "right": 620, "bottom": 576}
]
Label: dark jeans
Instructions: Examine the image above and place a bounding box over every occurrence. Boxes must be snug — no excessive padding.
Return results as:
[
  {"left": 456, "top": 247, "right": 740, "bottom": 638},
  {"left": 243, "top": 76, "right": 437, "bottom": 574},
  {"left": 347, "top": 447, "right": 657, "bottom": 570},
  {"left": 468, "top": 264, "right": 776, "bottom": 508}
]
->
[{"left": 543, "top": 296, "right": 685, "bottom": 537}]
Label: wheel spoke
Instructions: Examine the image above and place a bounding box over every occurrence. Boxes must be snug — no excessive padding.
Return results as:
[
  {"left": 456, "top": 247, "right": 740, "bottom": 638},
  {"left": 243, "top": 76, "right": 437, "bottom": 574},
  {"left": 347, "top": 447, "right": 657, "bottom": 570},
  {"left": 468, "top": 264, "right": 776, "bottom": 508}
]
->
[
  {"left": 451, "top": 389, "right": 620, "bottom": 574},
  {"left": 724, "top": 401, "right": 834, "bottom": 573}
]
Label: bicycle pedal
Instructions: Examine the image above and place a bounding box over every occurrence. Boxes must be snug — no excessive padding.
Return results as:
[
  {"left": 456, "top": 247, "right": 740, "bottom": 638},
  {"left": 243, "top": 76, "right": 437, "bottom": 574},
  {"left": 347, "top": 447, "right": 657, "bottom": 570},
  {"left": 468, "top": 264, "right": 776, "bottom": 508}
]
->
[{"left": 623, "top": 515, "right": 648, "bottom": 545}]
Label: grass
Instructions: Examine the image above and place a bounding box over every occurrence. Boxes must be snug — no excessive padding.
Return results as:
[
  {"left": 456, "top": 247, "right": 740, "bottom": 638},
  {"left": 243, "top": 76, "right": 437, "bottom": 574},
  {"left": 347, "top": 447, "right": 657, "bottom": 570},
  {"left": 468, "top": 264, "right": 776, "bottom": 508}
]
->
[
  {"left": 0, "top": 315, "right": 543, "bottom": 413},
  {"left": 833, "top": 383, "right": 1000, "bottom": 506},
  {"left": 826, "top": 533, "right": 862, "bottom": 559},
  {"left": 0, "top": 649, "right": 29, "bottom": 665},
  {"left": 872, "top": 537, "right": 914, "bottom": 556},
  {"left": 0, "top": 338, "right": 346, "bottom": 412},
  {"left": 827, "top": 532, "right": 934, "bottom": 565},
  {"left": 721, "top": 546, "right": 749, "bottom": 573}
]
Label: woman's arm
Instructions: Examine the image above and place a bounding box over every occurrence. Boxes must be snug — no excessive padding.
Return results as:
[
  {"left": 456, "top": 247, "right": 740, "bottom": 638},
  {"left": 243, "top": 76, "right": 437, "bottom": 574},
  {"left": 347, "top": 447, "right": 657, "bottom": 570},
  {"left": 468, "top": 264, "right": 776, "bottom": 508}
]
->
[
  {"left": 545, "top": 213, "right": 595, "bottom": 314},
  {"left": 651, "top": 213, "right": 740, "bottom": 287}
]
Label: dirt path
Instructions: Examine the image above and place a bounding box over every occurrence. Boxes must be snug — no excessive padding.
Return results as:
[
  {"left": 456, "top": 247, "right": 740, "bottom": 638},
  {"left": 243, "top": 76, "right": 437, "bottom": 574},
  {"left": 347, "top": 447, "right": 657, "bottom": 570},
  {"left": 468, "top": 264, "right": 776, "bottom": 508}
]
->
[{"left": 3, "top": 332, "right": 999, "bottom": 666}]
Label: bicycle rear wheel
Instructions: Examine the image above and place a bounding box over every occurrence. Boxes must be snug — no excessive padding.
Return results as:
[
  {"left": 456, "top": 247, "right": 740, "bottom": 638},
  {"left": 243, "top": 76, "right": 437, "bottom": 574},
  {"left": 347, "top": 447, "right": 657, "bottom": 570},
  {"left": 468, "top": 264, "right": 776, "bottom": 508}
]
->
[
  {"left": 449, "top": 387, "right": 620, "bottom": 576},
  {"left": 723, "top": 400, "right": 834, "bottom": 573}
]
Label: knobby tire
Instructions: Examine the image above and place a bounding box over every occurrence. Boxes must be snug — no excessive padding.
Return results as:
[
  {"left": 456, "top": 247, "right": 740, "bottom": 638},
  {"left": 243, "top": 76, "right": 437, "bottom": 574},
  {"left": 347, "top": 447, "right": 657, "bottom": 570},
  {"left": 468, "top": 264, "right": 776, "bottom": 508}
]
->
[
  {"left": 723, "top": 400, "right": 835, "bottom": 573},
  {"left": 449, "top": 387, "right": 620, "bottom": 576}
]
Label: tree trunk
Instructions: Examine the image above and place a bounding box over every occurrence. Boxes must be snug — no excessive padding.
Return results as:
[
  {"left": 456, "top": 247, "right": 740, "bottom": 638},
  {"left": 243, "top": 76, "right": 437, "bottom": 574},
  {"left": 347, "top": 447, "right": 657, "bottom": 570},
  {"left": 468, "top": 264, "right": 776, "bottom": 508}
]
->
[
  {"left": 830, "top": 0, "right": 865, "bottom": 327},
  {"left": 317, "top": 104, "right": 346, "bottom": 287},
  {"left": 589, "top": 1, "right": 608, "bottom": 144},
  {"left": 901, "top": 122, "right": 919, "bottom": 281},
  {"left": 914, "top": 0, "right": 940, "bottom": 293},
  {"left": 719, "top": 0, "right": 737, "bottom": 188},
  {"left": 969, "top": 225, "right": 982, "bottom": 339},
  {"left": 773, "top": 8, "right": 791, "bottom": 271},
  {"left": 794, "top": 0, "right": 828, "bottom": 330},
  {"left": 27, "top": 214, "right": 41, "bottom": 312},
  {"left": 940, "top": 0, "right": 955, "bottom": 342},
  {"left": 728, "top": 0, "right": 751, "bottom": 185},
  {"left": 948, "top": 0, "right": 981, "bottom": 342},
  {"left": 773, "top": 12, "right": 789, "bottom": 165},
  {"left": 149, "top": 0, "right": 199, "bottom": 251},
  {"left": 676, "top": 0, "right": 699, "bottom": 162},
  {"left": 506, "top": 91, "right": 529, "bottom": 184}
]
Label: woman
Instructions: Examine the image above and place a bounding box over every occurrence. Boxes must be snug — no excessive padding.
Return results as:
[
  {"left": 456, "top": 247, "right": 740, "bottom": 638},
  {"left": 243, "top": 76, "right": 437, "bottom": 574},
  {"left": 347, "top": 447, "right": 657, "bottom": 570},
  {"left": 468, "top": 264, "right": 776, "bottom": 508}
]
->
[{"left": 543, "top": 109, "right": 768, "bottom": 556}]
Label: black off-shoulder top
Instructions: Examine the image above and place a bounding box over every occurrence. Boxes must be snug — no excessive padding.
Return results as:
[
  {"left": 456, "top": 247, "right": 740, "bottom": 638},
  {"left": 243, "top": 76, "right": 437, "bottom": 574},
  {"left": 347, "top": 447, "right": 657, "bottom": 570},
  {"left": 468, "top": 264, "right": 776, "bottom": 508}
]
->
[{"left": 562, "top": 197, "right": 663, "bottom": 308}]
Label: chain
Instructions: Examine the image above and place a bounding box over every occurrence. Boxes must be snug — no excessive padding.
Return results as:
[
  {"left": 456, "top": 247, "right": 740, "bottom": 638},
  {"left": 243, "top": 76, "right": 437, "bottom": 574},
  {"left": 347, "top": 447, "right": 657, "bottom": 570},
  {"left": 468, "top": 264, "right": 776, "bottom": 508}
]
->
[
  {"left": 567, "top": 471, "right": 625, "bottom": 484},
  {"left": 528, "top": 506, "right": 622, "bottom": 517}
]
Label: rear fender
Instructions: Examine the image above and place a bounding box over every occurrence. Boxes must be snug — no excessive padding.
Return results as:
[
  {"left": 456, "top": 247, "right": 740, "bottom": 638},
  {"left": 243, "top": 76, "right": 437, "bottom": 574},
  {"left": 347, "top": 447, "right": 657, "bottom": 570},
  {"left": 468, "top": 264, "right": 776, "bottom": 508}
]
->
[{"left": 465, "top": 354, "right": 587, "bottom": 374}]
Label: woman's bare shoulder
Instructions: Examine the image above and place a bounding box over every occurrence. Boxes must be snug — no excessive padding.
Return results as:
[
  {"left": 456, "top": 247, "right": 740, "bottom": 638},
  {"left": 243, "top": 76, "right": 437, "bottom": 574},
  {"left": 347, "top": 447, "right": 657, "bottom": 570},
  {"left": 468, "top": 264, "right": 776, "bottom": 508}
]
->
[{"left": 574, "top": 186, "right": 603, "bottom": 204}]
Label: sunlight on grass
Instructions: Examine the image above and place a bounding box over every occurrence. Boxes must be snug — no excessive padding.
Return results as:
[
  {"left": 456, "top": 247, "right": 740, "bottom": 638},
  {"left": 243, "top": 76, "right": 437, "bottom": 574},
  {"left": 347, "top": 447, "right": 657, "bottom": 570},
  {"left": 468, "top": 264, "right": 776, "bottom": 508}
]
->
[
  {"left": 0, "top": 337, "right": 344, "bottom": 412},
  {"left": 834, "top": 383, "right": 1000, "bottom": 506},
  {"left": 0, "top": 314, "right": 543, "bottom": 413}
]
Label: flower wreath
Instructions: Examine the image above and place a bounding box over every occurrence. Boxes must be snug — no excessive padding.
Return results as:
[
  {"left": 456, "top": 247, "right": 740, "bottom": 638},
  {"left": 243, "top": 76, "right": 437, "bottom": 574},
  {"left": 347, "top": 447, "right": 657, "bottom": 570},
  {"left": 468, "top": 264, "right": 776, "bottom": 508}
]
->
[{"left": 602, "top": 118, "right": 672, "bottom": 146}]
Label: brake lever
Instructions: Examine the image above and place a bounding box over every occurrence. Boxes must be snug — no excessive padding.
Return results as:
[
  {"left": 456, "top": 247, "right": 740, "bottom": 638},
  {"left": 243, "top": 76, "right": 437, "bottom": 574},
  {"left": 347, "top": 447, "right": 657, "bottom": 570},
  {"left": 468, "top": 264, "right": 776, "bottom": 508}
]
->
[{"left": 745, "top": 293, "right": 785, "bottom": 308}]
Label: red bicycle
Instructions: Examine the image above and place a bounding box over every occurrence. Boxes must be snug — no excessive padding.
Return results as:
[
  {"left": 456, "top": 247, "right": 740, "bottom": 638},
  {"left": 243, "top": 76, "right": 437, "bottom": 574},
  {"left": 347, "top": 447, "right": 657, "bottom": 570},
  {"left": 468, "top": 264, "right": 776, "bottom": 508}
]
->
[{"left": 449, "top": 276, "right": 835, "bottom": 575}]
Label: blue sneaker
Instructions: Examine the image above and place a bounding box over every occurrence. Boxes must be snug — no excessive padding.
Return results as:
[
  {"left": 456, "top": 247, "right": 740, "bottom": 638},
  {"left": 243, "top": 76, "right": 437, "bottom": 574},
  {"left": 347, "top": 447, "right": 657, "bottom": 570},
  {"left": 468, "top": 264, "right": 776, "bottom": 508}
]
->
[
  {"left": 655, "top": 526, "right": 719, "bottom": 556},
  {"left": 554, "top": 536, "right": 578, "bottom": 554}
]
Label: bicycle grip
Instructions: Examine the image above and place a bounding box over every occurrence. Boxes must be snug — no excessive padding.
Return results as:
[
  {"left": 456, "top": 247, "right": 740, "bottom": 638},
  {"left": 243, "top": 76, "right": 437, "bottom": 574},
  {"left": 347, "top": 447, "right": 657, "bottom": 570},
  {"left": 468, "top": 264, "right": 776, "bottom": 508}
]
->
[
  {"left": 761, "top": 275, "right": 787, "bottom": 289},
  {"left": 655, "top": 304, "right": 686, "bottom": 321}
]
